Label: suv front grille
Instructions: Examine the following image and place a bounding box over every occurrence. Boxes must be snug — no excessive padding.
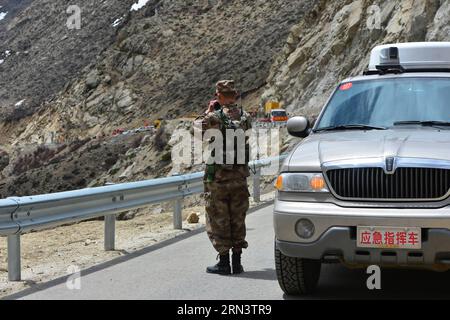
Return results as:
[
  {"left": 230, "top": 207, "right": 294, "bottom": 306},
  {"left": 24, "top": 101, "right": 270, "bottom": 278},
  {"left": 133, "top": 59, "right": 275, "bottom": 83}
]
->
[{"left": 326, "top": 167, "right": 450, "bottom": 200}]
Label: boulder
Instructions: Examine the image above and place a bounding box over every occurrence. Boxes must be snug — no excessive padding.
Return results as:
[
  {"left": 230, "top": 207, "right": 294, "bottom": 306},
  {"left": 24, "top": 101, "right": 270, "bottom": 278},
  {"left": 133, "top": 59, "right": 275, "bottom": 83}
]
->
[
  {"left": 187, "top": 212, "right": 200, "bottom": 224},
  {"left": 115, "top": 87, "right": 134, "bottom": 109},
  {"left": 85, "top": 70, "right": 100, "bottom": 90}
]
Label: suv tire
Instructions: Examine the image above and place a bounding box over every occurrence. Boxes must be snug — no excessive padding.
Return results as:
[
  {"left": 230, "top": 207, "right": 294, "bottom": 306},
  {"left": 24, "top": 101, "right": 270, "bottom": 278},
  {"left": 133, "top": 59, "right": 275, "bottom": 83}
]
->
[{"left": 275, "top": 241, "right": 321, "bottom": 295}]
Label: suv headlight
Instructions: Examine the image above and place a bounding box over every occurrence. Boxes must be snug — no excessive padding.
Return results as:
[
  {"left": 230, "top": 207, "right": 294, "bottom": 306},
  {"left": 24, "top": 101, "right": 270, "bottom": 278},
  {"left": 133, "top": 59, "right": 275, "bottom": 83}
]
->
[{"left": 274, "top": 173, "right": 329, "bottom": 193}]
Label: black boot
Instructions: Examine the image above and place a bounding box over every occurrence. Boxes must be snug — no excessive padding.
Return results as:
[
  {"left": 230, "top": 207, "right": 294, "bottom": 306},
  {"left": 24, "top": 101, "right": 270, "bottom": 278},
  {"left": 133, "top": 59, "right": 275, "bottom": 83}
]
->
[
  {"left": 206, "top": 253, "right": 231, "bottom": 275},
  {"left": 232, "top": 250, "right": 244, "bottom": 274}
]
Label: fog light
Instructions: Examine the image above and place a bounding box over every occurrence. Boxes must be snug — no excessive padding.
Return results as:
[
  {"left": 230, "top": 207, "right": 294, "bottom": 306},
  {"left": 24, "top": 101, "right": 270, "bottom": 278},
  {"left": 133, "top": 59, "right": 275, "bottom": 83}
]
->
[{"left": 295, "top": 219, "right": 315, "bottom": 239}]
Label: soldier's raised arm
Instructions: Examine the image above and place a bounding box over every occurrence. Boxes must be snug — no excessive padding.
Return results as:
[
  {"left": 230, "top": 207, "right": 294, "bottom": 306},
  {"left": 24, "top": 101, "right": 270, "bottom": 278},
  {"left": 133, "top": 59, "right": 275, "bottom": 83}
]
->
[
  {"left": 205, "top": 100, "right": 220, "bottom": 114},
  {"left": 201, "top": 109, "right": 221, "bottom": 131}
]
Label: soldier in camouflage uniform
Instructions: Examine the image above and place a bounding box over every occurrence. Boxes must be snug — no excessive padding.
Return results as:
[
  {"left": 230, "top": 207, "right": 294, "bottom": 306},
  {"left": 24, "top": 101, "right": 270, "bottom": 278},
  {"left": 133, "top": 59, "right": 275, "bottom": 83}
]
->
[{"left": 201, "top": 80, "right": 252, "bottom": 275}]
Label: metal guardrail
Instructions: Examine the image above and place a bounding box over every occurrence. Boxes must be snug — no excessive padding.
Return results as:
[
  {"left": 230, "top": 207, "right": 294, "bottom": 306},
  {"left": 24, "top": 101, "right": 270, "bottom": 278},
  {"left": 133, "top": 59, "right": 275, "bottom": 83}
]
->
[
  {"left": 254, "top": 122, "right": 287, "bottom": 129},
  {"left": 0, "top": 155, "right": 287, "bottom": 281}
]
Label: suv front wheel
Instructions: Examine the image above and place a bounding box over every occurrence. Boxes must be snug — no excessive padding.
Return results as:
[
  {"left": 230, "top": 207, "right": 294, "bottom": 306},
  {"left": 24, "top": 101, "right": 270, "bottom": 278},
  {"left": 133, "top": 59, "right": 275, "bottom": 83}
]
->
[{"left": 275, "top": 241, "right": 321, "bottom": 295}]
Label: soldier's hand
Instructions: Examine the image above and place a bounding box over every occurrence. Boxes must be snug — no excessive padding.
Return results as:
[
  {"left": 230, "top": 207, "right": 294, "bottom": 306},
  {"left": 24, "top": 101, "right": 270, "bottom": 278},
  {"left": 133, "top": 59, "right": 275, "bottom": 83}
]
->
[
  {"left": 206, "top": 104, "right": 215, "bottom": 114},
  {"left": 206, "top": 101, "right": 218, "bottom": 114}
]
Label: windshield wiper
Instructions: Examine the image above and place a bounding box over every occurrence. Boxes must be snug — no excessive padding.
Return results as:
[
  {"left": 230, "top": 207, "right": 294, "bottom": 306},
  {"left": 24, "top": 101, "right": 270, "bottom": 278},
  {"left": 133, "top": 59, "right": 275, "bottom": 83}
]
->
[
  {"left": 393, "top": 121, "right": 450, "bottom": 127},
  {"left": 313, "top": 124, "right": 388, "bottom": 133}
]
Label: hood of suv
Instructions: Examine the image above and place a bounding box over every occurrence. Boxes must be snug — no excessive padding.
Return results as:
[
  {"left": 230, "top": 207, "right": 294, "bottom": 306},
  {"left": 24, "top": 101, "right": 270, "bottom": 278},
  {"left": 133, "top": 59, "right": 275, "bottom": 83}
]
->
[{"left": 286, "top": 128, "right": 450, "bottom": 172}]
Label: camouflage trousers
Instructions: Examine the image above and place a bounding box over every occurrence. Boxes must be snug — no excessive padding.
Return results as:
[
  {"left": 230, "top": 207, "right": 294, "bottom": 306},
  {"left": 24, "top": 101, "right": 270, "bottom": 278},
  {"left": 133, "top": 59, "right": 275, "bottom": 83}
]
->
[{"left": 204, "top": 179, "right": 250, "bottom": 255}]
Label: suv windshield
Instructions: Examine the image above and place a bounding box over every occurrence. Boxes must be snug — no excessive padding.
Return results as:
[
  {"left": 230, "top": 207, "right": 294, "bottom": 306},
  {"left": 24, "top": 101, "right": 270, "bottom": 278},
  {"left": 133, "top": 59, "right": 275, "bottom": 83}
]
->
[{"left": 315, "top": 77, "right": 450, "bottom": 130}]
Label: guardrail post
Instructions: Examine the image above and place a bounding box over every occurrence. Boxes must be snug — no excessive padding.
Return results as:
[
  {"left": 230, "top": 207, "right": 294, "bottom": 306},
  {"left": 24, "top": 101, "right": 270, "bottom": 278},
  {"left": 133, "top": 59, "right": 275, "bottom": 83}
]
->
[
  {"left": 104, "top": 215, "right": 116, "bottom": 251},
  {"left": 253, "top": 167, "right": 262, "bottom": 203},
  {"left": 7, "top": 234, "right": 21, "bottom": 281},
  {"left": 173, "top": 199, "right": 183, "bottom": 230}
]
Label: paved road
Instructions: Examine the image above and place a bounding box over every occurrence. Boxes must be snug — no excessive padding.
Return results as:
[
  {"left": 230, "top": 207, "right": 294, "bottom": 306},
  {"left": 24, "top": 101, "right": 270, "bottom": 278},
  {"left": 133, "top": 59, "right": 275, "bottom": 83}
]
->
[{"left": 7, "top": 204, "right": 450, "bottom": 300}]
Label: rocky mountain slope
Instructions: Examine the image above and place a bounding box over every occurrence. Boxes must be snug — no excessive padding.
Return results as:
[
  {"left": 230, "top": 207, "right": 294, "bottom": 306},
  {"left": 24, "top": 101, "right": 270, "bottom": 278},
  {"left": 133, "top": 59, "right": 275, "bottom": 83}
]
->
[
  {"left": 0, "top": 0, "right": 312, "bottom": 198},
  {"left": 1, "top": 0, "right": 449, "bottom": 199},
  {"left": 1, "top": 0, "right": 313, "bottom": 145},
  {"left": 263, "top": 0, "right": 450, "bottom": 128},
  {"left": 0, "top": 0, "right": 134, "bottom": 122}
]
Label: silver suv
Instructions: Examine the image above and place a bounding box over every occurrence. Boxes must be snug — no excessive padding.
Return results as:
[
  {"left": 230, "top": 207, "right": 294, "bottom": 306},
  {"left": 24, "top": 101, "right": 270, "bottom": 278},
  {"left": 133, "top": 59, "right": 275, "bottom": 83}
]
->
[{"left": 274, "top": 42, "right": 450, "bottom": 295}]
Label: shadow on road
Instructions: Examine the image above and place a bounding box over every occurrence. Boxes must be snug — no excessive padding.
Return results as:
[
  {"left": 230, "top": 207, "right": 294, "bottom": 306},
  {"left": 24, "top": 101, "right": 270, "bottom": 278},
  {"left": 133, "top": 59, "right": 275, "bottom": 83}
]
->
[
  {"left": 283, "top": 264, "right": 450, "bottom": 300},
  {"left": 233, "top": 269, "right": 277, "bottom": 281}
]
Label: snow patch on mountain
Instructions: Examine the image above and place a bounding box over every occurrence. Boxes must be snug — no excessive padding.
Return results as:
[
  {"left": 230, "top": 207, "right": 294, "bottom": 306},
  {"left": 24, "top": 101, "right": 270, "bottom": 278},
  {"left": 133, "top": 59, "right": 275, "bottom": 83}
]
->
[
  {"left": 130, "top": 0, "right": 150, "bottom": 12},
  {"left": 0, "top": 11, "right": 8, "bottom": 21}
]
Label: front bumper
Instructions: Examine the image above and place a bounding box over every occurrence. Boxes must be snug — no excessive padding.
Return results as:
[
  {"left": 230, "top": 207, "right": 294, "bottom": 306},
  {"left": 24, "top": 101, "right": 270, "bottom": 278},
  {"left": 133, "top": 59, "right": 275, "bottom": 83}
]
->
[
  {"left": 274, "top": 199, "right": 450, "bottom": 267},
  {"left": 276, "top": 228, "right": 450, "bottom": 267}
]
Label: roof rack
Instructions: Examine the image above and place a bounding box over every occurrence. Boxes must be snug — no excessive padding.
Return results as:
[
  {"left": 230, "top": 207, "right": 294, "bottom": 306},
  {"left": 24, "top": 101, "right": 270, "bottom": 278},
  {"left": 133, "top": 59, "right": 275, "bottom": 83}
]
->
[{"left": 364, "top": 67, "right": 450, "bottom": 76}]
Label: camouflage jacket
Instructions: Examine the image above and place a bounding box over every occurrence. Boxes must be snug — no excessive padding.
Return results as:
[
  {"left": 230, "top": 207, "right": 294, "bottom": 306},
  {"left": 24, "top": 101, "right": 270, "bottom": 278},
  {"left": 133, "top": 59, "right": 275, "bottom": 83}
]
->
[{"left": 202, "top": 103, "right": 252, "bottom": 183}]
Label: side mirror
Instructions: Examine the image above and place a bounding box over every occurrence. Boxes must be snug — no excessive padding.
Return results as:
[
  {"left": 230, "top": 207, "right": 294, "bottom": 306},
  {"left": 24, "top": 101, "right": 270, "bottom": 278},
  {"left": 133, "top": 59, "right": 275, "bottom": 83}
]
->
[{"left": 287, "top": 116, "right": 310, "bottom": 138}]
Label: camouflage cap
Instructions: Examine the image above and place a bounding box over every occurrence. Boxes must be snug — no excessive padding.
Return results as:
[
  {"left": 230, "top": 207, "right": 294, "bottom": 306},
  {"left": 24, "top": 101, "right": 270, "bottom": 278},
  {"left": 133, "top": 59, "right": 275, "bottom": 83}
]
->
[{"left": 216, "top": 80, "right": 237, "bottom": 95}]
